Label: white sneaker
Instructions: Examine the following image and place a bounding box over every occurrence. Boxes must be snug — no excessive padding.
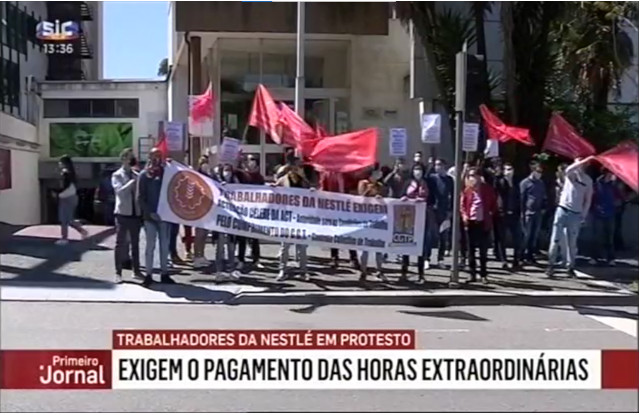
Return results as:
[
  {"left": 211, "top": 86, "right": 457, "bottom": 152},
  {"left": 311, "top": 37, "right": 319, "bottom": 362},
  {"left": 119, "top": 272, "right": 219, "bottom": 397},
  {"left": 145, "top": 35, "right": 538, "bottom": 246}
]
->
[
  {"left": 436, "top": 261, "right": 446, "bottom": 269},
  {"left": 423, "top": 260, "right": 431, "bottom": 270},
  {"left": 55, "top": 239, "right": 69, "bottom": 246},
  {"left": 193, "top": 257, "right": 210, "bottom": 269},
  {"left": 276, "top": 270, "right": 288, "bottom": 281},
  {"left": 254, "top": 262, "right": 265, "bottom": 270},
  {"left": 230, "top": 270, "right": 241, "bottom": 280},
  {"left": 115, "top": 274, "right": 123, "bottom": 284}
]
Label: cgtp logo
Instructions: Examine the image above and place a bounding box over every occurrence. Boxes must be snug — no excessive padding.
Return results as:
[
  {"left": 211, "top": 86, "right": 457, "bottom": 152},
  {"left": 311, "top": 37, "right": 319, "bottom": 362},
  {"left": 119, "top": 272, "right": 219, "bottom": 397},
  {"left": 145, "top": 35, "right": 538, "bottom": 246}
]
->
[{"left": 36, "top": 20, "right": 80, "bottom": 41}]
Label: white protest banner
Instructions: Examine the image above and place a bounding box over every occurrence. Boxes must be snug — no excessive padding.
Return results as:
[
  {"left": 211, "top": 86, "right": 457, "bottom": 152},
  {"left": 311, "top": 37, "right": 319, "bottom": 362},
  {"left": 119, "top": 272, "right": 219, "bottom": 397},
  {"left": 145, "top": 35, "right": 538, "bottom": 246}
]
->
[
  {"left": 218, "top": 137, "right": 241, "bottom": 164},
  {"left": 161, "top": 121, "right": 185, "bottom": 152},
  {"left": 462, "top": 123, "right": 479, "bottom": 152},
  {"left": 157, "top": 162, "right": 426, "bottom": 255},
  {"left": 421, "top": 114, "right": 441, "bottom": 144},
  {"left": 389, "top": 128, "right": 407, "bottom": 157},
  {"left": 485, "top": 138, "right": 499, "bottom": 158}
]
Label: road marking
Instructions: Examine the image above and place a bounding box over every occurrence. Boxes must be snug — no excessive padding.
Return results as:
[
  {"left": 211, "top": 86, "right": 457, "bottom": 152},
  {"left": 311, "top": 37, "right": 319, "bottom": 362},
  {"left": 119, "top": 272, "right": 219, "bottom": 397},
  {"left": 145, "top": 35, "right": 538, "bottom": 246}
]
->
[
  {"left": 416, "top": 329, "right": 470, "bottom": 333},
  {"left": 544, "top": 328, "right": 617, "bottom": 332},
  {"left": 584, "top": 315, "right": 638, "bottom": 338}
]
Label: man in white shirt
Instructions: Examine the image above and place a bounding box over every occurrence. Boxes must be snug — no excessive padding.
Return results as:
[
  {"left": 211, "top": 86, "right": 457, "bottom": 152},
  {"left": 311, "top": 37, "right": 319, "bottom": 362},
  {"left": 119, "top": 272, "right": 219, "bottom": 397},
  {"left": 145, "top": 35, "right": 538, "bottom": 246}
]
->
[{"left": 546, "top": 157, "right": 594, "bottom": 278}]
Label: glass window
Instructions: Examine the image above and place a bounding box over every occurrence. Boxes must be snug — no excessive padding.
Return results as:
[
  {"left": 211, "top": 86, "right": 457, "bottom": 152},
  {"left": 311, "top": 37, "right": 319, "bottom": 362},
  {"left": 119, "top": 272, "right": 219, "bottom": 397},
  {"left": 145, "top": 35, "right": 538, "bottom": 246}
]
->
[
  {"left": 115, "top": 99, "right": 139, "bottom": 117},
  {"left": 43, "top": 99, "right": 70, "bottom": 118},
  {"left": 91, "top": 99, "right": 115, "bottom": 117},
  {"left": 220, "top": 51, "right": 260, "bottom": 94},
  {"left": 68, "top": 99, "right": 91, "bottom": 117}
]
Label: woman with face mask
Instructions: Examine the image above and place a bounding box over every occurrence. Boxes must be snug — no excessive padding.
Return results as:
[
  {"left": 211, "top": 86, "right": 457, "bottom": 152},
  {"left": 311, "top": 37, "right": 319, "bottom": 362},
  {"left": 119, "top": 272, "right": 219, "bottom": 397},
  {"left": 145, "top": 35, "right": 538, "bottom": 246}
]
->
[
  {"left": 214, "top": 164, "right": 241, "bottom": 280},
  {"left": 399, "top": 163, "right": 431, "bottom": 283},
  {"left": 357, "top": 164, "right": 389, "bottom": 282}
]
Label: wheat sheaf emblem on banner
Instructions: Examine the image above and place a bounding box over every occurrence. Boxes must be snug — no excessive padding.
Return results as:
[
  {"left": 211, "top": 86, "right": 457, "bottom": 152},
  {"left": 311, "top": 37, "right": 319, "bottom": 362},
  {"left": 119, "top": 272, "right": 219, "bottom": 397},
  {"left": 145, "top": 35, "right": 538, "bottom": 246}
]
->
[{"left": 167, "top": 171, "right": 214, "bottom": 221}]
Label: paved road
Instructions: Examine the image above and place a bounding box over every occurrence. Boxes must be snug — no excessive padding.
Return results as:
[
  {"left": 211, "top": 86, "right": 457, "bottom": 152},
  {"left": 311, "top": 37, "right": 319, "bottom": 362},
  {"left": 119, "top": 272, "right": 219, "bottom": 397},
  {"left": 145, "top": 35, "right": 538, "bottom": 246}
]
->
[{"left": 1, "top": 302, "right": 637, "bottom": 412}]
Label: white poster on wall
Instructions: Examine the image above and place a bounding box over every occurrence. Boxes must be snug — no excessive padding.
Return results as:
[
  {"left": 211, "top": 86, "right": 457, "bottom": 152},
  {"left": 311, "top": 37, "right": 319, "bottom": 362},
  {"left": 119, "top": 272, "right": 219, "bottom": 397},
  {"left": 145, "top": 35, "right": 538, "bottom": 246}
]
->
[
  {"left": 462, "top": 123, "right": 479, "bottom": 152},
  {"left": 163, "top": 121, "right": 185, "bottom": 152},
  {"left": 485, "top": 139, "right": 500, "bottom": 158},
  {"left": 421, "top": 114, "right": 441, "bottom": 144},
  {"left": 389, "top": 128, "right": 408, "bottom": 157}
]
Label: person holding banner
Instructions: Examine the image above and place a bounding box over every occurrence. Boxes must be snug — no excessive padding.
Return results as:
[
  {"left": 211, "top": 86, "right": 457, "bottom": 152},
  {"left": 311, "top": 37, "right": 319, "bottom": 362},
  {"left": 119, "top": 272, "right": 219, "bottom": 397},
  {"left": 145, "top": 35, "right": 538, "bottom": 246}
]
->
[
  {"left": 273, "top": 156, "right": 309, "bottom": 281},
  {"left": 400, "top": 163, "right": 431, "bottom": 283},
  {"left": 357, "top": 164, "right": 389, "bottom": 282},
  {"left": 237, "top": 154, "right": 265, "bottom": 269},
  {"left": 546, "top": 157, "right": 594, "bottom": 278},
  {"left": 137, "top": 148, "right": 175, "bottom": 286},
  {"left": 216, "top": 164, "right": 242, "bottom": 280},
  {"left": 192, "top": 156, "right": 212, "bottom": 269}
]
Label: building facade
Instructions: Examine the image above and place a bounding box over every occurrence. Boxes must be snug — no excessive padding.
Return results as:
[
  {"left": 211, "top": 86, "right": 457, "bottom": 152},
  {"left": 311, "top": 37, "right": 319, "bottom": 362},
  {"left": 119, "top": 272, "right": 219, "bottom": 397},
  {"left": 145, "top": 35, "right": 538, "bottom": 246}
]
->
[{"left": 0, "top": 1, "right": 101, "bottom": 225}]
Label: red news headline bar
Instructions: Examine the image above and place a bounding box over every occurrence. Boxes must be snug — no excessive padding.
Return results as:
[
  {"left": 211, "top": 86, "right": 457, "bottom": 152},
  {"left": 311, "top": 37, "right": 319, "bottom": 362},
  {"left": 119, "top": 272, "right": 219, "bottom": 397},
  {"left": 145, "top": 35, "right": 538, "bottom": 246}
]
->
[
  {"left": 112, "top": 329, "right": 416, "bottom": 350},
  {"left": 0, "top": 350, "right": 112, "bottom": 390},
  {"left": 601, "top": 349, "right": 639, "bottom": 390}
]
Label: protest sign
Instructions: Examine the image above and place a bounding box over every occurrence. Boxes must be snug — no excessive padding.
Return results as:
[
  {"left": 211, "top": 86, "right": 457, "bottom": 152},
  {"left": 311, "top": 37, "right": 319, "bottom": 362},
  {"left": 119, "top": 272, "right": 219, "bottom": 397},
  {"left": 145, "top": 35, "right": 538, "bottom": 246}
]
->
[
  {"left": 218, "top": 137, "right": 241, "bottom": 164},
  {"left": 421, "top": 114, "right": 441, "bottom": 144},
  {"left": 160, "top": 121, "right": 185, "bottom": 152},
  {"left": 485, "top": 138, "right": 499, "bottom": 158},
  {"left": 157, "top": 162, "right": 426, "bottom": 255},
  {"left": 389, "top": 128, "right": 407, "bottom": 157},
  {"left": 462, "top": 123, "right": 479, "bottom": 152}
]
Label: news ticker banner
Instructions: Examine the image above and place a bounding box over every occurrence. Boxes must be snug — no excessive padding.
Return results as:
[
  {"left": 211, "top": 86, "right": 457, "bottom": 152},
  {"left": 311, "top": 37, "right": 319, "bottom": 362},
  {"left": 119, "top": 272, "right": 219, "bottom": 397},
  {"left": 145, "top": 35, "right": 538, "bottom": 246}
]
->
[
  {"left": 0, "top": 330, "right": 637, "bottom": 390},
  {"left": 157, "top": 162, "right": 427, "bottom": 255}
]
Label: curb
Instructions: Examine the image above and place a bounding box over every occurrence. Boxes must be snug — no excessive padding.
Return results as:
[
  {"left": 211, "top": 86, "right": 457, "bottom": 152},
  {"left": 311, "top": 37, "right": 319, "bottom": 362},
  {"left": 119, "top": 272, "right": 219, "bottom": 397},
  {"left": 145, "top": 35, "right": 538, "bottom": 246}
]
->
[{"left": 228, "top": 291, "right": 639, "bottom": 307}]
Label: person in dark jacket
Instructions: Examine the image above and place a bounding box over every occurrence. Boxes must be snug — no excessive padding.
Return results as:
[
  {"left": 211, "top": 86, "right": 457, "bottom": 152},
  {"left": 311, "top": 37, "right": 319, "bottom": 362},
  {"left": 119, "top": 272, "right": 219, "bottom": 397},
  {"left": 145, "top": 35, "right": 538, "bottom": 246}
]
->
[
  {"left": 590, "top": 169, "right": 617, "bottom": 265},
  {"left": 519, "top": 160, "right": 546, "bottom": 264},
  {"left": 55, "top": 155, "right": 88, "bottom": 245},
  {"left": 400, "top": 163, "right": 431, "bottom": 283},
  {"left": 137, "top": 147, "right": 175, "bottom": 287},
  {"left": 493, "top": 162, "right": 523, "bottom": 269},
  {"left": 237, "top": 154, "right": 265, "bottom": 269},
  {"left": 427, "top": 158, "right": 453, "bottom": 268}
]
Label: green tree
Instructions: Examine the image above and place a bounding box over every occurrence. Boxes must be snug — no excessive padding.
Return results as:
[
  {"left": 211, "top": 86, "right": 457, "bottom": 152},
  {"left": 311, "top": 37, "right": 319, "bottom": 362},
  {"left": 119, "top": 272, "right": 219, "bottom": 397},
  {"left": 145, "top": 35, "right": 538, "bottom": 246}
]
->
[{"left": 157, "top": 58, "right": 169, "bottom": 77}]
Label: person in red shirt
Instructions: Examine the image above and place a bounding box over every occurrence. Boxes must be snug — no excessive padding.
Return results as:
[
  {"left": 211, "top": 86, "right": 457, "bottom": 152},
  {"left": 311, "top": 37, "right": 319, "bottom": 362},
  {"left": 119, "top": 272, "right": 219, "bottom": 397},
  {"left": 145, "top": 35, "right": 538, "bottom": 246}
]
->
[
  {"left": 319, "top": 170, "right": 360, "bottom": 270},
  {"left": 460, "top": 167, "right": 497, "bottom": 283}
]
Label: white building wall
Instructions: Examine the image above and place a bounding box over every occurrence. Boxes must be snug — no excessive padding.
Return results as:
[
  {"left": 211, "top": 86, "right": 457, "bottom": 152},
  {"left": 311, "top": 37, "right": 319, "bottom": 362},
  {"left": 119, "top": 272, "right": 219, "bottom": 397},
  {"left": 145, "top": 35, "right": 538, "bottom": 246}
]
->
[{"left": 39, "top": 81, "right": 168, "bottom": 161}]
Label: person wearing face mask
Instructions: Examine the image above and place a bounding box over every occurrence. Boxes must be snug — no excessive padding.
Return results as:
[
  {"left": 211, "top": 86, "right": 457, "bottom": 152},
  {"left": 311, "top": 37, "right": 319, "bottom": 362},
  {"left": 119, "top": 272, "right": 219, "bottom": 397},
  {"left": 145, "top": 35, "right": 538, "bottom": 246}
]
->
[
  {"left": 111, "top": 148, "right": 143, "bottom": 283},
  {"left": 384, "top": 157, "right": 409, "bottom": 199},
  {"left": 273, "top": 156, "right": 309, "bottom": 281},
  {"left": 137, "top": 147, "right": 175, "bottom": 287},
  {"left": 493, "top": 162, "right": 522, "bottom": 270},
  {"left": 426, "top": 158, "right": 454, "bottom": 269},
  {"left": 399, "top": 163, "right": 431, "bottom": 283},
  {"left": 546, "top": 157, "right": 594, "bottom": 278},
  {"left": 357, "top": 164, "right": 389, "bottom": 282},
  {"left": 589, "top": 168, "right": 618, "bottom": 266},
  {"left": 519, "top": 160, "right": 547, "bottom": 264},
  {"left": 236, "top": 155, "right": 265, "bottom": 269},
  {"left": 191, "top": 156, "right": 213, "bottom": 269},
  {"left": 461, "top": 168, "right": 497, "bottom": 283},
  {"left": 215, "top": 164, "right": 241, "bottom": 280}
]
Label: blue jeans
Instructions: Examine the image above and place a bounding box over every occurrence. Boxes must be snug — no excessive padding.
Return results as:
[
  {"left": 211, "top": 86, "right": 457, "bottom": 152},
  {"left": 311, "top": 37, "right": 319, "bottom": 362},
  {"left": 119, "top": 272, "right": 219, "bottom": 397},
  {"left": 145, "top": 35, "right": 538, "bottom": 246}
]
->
[
  {"left": 144, "top": 220, "right": 171, "bottom": 276},
  {"left": 58, "top": 195, "right": 84, "bottom": 240},
  {"left": 548, "top": 207, "right": 583, "bottom": 270},
  {"left": 522, "top": 212, "right": 542, "bottom": 261}
]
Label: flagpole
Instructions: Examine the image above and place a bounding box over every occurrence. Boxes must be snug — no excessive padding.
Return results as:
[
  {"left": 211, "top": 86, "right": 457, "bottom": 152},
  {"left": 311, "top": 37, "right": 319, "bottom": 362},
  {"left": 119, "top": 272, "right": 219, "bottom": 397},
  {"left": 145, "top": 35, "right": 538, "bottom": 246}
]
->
[{"left": 294, "top": 1, "right": 305, "bottom": 157}]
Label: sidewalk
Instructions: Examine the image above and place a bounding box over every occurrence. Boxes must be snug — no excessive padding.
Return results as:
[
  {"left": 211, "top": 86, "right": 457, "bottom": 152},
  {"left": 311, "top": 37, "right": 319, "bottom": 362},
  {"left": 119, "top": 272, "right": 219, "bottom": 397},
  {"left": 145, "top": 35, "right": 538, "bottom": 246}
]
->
[{"left": 1, "top": 224, "right": 637, "bottom": 306}]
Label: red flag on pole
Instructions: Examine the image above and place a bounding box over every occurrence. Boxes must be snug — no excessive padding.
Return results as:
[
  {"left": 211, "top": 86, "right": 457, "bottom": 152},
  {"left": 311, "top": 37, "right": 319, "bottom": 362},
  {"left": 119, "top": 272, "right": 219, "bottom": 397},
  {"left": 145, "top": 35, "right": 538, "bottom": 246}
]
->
[
  {"left": 310, "top": 128, "right": 378, "bottom": 173},
  {"left": 479, "top": 104, "right": 533, "bottom": 146},
  {"left": 596, "top": 141, "right": 639, "bottom": 192},
  {"left": 248, "top": 85, "right": 284, "bottom": 144},
  {"left": 543, "top": 113, "right": 596, "bottom": 159},
  {"left": 278, "top": 103, "right": 317, "bottom": 151},
  {"left": 188, "top": 83, "right": 214, "bottom": 136},
  {"left": 156, "top": 131, "right": 169, "bottom": 159}
]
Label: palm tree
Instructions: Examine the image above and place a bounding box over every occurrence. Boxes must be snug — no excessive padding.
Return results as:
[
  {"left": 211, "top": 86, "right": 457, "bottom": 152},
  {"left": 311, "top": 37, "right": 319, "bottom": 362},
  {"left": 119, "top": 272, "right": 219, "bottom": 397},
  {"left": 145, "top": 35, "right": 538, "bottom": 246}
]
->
[
  {"left": 470, "top": 2, "right": 492, "bottom": 104},
  {"left": 157, "top": 58, "right": 169, "bottom": 77}
]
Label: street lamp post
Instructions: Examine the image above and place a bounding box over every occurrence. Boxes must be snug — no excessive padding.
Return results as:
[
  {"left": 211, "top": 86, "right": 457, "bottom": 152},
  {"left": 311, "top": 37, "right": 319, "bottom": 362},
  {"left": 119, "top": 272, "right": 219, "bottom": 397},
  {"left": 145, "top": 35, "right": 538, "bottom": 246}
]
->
[{"left": 294, "top": 2, "right": 305, "bottom": 119}]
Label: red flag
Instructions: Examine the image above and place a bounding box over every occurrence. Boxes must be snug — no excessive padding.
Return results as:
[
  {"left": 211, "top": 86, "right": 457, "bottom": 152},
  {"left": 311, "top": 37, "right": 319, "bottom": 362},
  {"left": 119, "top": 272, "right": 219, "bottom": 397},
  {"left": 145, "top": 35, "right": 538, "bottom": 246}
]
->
[
  {"left": 310, "top": 128, "right": 378, "bottom": 173},
  {"left": 278, "top": 103, "right": 317, "bottom": 150},
  {"left": 596, "top": 141, "right": 639, "bottom": 192},
  {"left": 156, "top": 131, "right": 169, "bottom": 159},
  {"left": 315, "top": 122, "right": 328, "bottom": 138},
  {"left": 543, "top": 113, "right": 596, "bottom": 159},
  {"left": 479, "top": 104, "right": 533, "bottom": 146},
  {"left": 248, "top": 85, "right": 284, "bottom": 144},
  {"left": 189, "top": 83, "right": 214, "bottom": 121}
]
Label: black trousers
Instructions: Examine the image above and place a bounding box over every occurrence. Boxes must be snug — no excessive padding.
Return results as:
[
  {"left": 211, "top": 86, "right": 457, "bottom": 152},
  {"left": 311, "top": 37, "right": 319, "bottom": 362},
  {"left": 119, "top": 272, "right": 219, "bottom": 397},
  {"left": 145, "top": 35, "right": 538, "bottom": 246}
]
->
[
  {"left": 466, "top": 221, "right": 489, "bottom": 278},
  {"left": 493, "top": 213, "right": 522, "bottom": 266},
  {"left": 115, "top": 215, "right": 142, "bottom": 275},
  {"left": 238, "top": 237, "right": 260, "bottom": 263},
  {"left": 401, "top": 255, "right": 425, "bottom": 279},
  {"left": 330, "top": 249, "right": 358, "bottom": 262}
]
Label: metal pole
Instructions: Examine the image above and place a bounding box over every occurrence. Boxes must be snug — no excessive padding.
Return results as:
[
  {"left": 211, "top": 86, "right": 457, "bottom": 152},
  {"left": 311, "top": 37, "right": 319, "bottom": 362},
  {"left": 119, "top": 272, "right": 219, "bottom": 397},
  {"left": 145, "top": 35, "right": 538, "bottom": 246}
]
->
[
  {"left": 294, "top": 2, "right": 305, "bottom": 118},
  {"left": 450, "top": 45, "right": 468, "bottom": 287}
]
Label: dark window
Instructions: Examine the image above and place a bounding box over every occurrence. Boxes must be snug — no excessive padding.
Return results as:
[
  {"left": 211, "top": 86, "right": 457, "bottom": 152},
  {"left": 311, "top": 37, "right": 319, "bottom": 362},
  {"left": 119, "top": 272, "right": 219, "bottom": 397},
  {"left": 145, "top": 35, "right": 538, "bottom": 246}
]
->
[
  {"left": 0, "top": 59, "right": 20, "bottom": 113},
  {"left": 43, "top": 99, "right": 70, "bottom": 117},
  {"left": 68, "top": 99, "right": 91, "bottom": 117},
  {"left": 91, "top": 99, "right": 115, "bottom": 117},
  {"left": 115, "top": 99, "right": 139, "bottom": 117}
]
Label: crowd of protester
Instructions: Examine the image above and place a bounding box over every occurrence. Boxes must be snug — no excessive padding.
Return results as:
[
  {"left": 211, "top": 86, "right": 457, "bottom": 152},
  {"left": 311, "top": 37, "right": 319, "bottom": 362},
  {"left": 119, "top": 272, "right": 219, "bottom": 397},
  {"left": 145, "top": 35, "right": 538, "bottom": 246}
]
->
[{"left": 52, "top": 147, "right": 635, "bottom": 287}]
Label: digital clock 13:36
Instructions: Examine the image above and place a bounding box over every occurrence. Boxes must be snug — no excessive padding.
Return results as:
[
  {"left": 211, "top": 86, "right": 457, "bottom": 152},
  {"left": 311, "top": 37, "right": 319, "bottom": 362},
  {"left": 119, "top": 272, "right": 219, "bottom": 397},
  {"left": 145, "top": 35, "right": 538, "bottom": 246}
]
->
[{"left": 43, "top": 43, "right": 74, "bottom": 55}]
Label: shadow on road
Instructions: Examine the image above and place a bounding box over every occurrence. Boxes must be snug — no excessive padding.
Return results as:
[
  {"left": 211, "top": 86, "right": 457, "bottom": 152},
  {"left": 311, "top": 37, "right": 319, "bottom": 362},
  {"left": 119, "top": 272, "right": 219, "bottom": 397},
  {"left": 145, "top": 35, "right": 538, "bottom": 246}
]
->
[{"left": 398, "top": 309, "right": 490, "bottom": 321}]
